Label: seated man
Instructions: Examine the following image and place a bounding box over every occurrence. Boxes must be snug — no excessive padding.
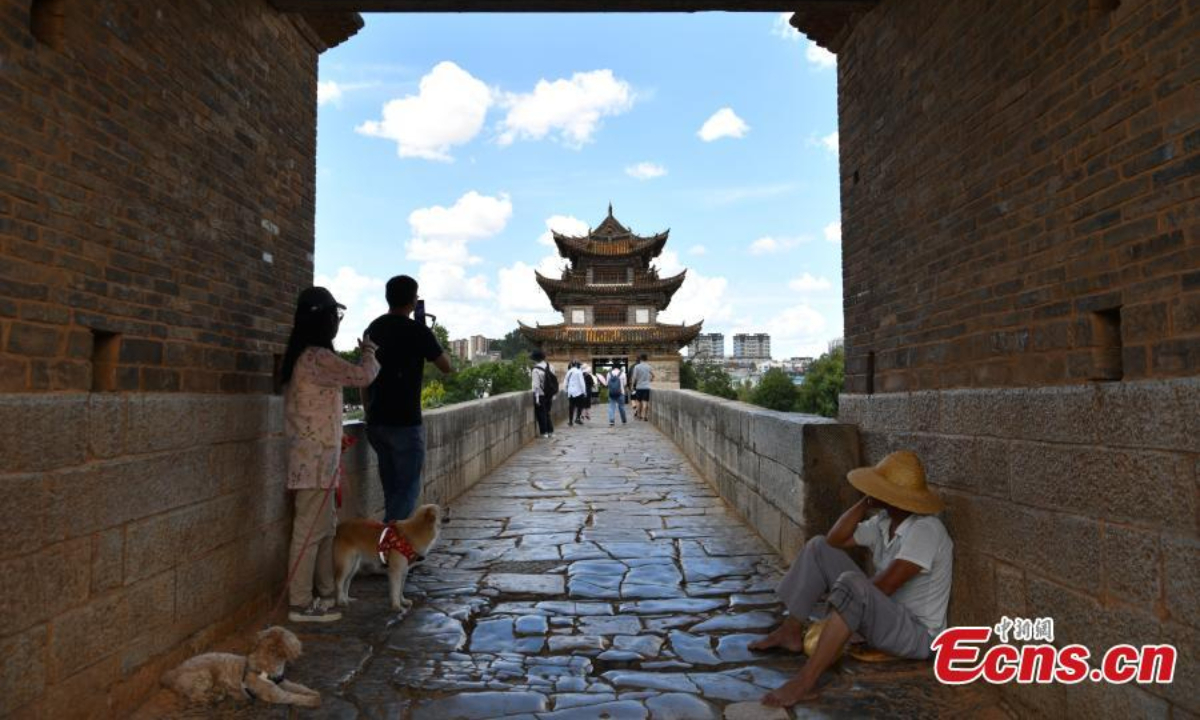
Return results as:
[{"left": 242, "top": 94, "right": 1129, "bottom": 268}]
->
[{"left": 751, "top": 450, "right": 953, "bottom": 708}]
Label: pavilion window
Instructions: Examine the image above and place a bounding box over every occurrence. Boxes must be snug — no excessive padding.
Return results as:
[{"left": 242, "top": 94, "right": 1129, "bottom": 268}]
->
[
  {"left": 592, "top": 266, "right": 628, "bottom": 285},
  {"left": 595, "top": 306, "right": 627, "bottom": 325}
]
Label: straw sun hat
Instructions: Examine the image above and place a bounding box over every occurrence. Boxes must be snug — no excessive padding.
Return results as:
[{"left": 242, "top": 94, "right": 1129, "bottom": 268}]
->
[{"left": 847, "top": 450, "right": 944, "bottom": 514}]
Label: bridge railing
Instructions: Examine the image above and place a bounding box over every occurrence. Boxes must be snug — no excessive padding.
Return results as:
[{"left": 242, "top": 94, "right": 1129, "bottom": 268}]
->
[{"left": 650, "top": 389, "right": 861, "bottom": 558}]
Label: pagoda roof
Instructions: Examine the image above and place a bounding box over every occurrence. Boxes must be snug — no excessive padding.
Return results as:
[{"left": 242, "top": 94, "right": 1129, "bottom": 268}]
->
[
  {"left": 552, "top": 230, "right": 669, "bottom": 259},
  {"left": 534, "top": 270, "right": 686, "bottom": 310},
  {"left": 552, "top": 206, "right": 669, "bottom": 259},
  {"left": 518, "top": 321, "right": 703, "bottom": 348}
]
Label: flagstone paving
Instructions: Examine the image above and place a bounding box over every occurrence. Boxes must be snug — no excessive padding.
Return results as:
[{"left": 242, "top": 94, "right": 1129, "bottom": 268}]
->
[{"left": 137, "top": 419, "right": 1004, "bottom": 719}]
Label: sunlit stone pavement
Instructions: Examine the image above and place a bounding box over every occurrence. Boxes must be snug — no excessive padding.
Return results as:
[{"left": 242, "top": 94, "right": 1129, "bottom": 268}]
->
[{"left": 137, "top": 419, "right": 1003, "bottom": 719}]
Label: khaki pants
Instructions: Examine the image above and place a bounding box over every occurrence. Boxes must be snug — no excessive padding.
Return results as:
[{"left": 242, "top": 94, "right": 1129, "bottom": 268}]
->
[{"left": 288, "top": 488, "right": 336, "bottom": 608}]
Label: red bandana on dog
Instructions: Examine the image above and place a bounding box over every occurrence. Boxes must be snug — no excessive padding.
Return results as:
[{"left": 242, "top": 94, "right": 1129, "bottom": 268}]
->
[{"left": 376, "top": 524, "right": 420, "bottom": 566}]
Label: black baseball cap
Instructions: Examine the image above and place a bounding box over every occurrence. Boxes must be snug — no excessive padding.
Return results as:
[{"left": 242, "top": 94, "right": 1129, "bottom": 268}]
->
[{"left": 296, "top": 286, "right": 345, "bottom": 314}]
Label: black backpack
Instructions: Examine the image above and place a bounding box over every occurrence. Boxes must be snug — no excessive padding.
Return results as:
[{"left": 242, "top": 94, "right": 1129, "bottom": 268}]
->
[{"left": 539, "top": 366, "right": 559, "bottom": 398}]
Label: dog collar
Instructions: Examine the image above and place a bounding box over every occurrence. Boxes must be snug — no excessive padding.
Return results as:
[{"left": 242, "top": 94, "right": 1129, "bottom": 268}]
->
[{"left": 377, "top": 524, "right": 421, "bottom": 566}]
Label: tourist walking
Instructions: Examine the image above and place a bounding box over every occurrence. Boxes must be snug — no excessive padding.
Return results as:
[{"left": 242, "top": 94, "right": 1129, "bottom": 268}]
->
[
  {"left": 531, "top": 350, "right": 556, "bottom": 437},
  {"left": 582, "top": 364, "right": 596, "bottom": 421},
  {"left": 605, "top": 366, "right": 627, "bottom": 425},
  {"left": 565, "top": 361, "right": 587, "bottom": 426},
  {"left": 281, "top": 287, "right": 379, "bottom": 623},
  {"left": 630, "top": 353, "right": 655, "bottom": 421},
  {"left": 364, "top": 275, "right": 454, "bottom": 524}
]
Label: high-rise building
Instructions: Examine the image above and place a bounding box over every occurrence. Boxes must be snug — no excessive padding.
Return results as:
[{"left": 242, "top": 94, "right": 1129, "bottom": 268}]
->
[
  {"left": 733, "top": 333, "right": 771, "bottom": 359},
  {"left": 449, "top": 335, "right": 492, "bottom": 362},
  {"left": 687, "top": 333, "right": 725, "bottom": 360}
]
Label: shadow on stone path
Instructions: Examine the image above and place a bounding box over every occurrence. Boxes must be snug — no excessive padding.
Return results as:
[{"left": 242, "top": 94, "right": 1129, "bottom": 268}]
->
[{"left": 135, "top": 419, "right": 1004, "bottom": 719}]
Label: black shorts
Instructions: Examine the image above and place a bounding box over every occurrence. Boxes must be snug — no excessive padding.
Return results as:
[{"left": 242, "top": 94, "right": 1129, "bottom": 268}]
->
[{"left": 634, "top": 389, "right": 651, "bottom": 401}]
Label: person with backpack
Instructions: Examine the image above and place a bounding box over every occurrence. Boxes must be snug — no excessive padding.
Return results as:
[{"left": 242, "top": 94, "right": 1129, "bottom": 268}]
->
[
  {"left": 531, "top": 350, "right": 556, "bottom": 437},
  {"left": 605, "top": 366, "right": 627, "bottom": 426}
]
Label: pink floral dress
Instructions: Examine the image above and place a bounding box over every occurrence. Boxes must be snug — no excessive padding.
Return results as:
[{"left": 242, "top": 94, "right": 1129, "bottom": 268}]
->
[{"left": 284, "top": 347, "right": 379, "bottom": 490}]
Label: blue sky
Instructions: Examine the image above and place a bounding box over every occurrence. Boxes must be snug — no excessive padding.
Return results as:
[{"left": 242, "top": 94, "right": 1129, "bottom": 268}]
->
[{"left": 314, "top": 12, "right": 843, "bottom": 358}]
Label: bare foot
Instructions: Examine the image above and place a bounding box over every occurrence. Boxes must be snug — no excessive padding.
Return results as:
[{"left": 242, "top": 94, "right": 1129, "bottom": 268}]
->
[
  {"left": 749, "top": 616, "right": 805, "bottom": 653},
  {"left": 762, "top": 673, "right": 820, "bottom": 708}
]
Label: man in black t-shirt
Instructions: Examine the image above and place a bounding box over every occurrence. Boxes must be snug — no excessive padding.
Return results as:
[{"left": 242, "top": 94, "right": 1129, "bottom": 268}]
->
[{"left": 364, "top": 275, "right": 454, "bottom": 523}]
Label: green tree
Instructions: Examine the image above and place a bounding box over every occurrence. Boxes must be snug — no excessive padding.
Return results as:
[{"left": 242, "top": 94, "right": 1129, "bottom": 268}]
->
[
  {"left": 679, "top": 359, "right": 698, "bottom": 390},
  {"left": 421, "top": 380, "right": 446, "bottom": 409},
  {"left": 337, "top": 348, "right": 364, "bottom": 408},
  {"left": 795, "top": 346, "right": 845, "bottom": 418},
  {"left": 493, "top": 328, "right": 538, "bottom": 360},
  {"left": 736, "top": 378, "right": 754, "bottom": 403},
  {"left": 695, "top": 362, "right": 738, "bottom": 400},
  {"left": 442, "top": 357, "right": 531, "bottom": 404},
  {"left": 750, "top": 367, "right": 799, "bottom": 412}
]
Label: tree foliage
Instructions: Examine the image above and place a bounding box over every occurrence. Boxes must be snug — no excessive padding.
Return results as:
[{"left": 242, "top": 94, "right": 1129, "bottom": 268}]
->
[
  {"left": 750, "top": 367, "right": 799, "bottom": 411},
  {"left": 441, "top": 355, "right": 531, "bottom": 404},
  {"left": 681, "top": 360, "right": 738, "bottom": 400},
  {"left": 679, "top": 359, "right": 698, "bottom": 390},
  {"left": 493, "top": 328, "right": 538, "bottom": 360},
  {"left": 795, "top": 345, "right": 844, "bottom": 418}
]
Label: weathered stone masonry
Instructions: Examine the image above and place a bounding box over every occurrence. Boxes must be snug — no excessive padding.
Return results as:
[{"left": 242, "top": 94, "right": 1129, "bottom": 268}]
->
[
  {"left": 794, "top": 0, "right": 1198, "bottom": 716},
  {"left": 0, "top": 2, "right": 361, "bottom": 717}
]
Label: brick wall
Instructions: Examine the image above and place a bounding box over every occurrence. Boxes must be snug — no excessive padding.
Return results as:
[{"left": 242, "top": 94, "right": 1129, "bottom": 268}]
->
[
  {"left": 0, "top": 0, "right": 328, "bottom": 716},
  {"left": 838, "top": 0, "right": 1198, "bottom": 394},
  {"left": 841, "top": 380, "right": 1197, "bottom": 717},
  {"left": 0, "top": 0, "right": 322, "bottom": 394},
  {"left": 651, "top": 389, "right": 861, "bottom": 559},
  {"left": 0, "top": 394, "right": 288, "bottom": 719}
]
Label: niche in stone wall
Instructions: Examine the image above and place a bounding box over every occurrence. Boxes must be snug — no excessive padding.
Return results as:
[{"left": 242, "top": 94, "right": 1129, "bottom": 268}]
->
[
  {"left": 30, "top": 0, "right": 66, "bottom": 50},
  {"left": 90, "top": 330, "right": 119, "bottom": 392},
  {"left": 1089, "top": 307, "right": 1123, "bottom": 381}
]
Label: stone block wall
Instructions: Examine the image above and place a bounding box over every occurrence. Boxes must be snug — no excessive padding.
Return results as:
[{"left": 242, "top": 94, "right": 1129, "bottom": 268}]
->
[
  {"left": 0, "top": 393, "right": 286, "bottom": 719},
  {"left": 651, "top": 389, "right": 861, "bottom": 559},
  {"left": 841, "top": 378, "right": 1198, "bottom": 718},
  {"left": 338, "top": 392, "right": 569, "bottom": 520},
  {"left": 0, "top": 0, "right": 326, "bottom": 394},
  {"left": 837, "top": 0, "right": 1198, "bottom": 394}
]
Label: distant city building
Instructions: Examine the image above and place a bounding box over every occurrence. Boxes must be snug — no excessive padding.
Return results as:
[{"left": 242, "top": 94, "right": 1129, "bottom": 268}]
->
[
  {"left": 687, "top": 333, "right": 725, "bottom": 360},
  {"left": 450, "top": 335, "right": 492, "bottom": 362},
  {"left": 733, "top": 333, "right": 771, "bottom": 359}
]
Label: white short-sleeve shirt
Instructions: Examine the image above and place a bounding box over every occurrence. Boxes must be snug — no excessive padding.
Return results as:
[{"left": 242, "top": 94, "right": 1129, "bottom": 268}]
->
[{"left": 853, "top": 511, "right": 954, "bottom": 635}]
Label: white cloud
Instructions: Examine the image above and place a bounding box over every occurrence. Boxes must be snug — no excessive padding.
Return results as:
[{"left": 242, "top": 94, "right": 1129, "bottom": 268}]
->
[
  {"left": 356, "top": 61, "right": 492, "bottom": 162},
  {"left": 625, "top": 162, "right": 667, "bottom": 180},
  {"left": 498, "top": 69, "right": 634, "bottom": 148},
  {"left": 317, "top": 81, "right": 343, "bottom": 106},
  {"left": 688, "top": 245, "right": 707, "bottom": 256},
  {"left": 654, "top": 250, "right": 733, "bottom": 327},
  {"left": 405, "top": 191, "right": 513, "bottom": 266},
  {"left": 536, "top": 214, "right": 590, "bottom": 247},
  {"left": 820, "top": 130, "right": 839, "bottom": 155},
  {"left": 766, "top": 304, "right": 829, "bottom": 357},
  {"left": 806, "top": 41, "right": 837, "bottom": 69},
  {"left": 417, "top": 261, "right": 492, "bottom": 302},
  {"left": 749, "top": 235, "right": 808, "bottom": 255},
  {"left": 314, "top": 266, "right": 388, "bottom": 351},
  {"left": 698, "top": 108, "right": 750, "bottom": 142},
  {"left": 498, "top": 260, "right": 557, "bottom": 315},
  {"left": 824, "top": 220, "right": 842, "bottom": 244},
  {"left": 788, "top": 273, "right": 833, "bottom": 293},
  {"left": 771, "top": 13, "right": 798, "bottom": 42}
]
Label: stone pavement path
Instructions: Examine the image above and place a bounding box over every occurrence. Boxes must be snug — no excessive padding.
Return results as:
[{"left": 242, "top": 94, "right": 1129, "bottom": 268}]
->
[{"left": 137, "top": 419, "right": 1003, "bottom": 719}]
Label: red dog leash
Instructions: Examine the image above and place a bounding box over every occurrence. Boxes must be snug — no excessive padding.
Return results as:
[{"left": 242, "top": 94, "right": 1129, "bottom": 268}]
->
[{"left": 266, "top": 435, "right": 357, "bottom": 622}]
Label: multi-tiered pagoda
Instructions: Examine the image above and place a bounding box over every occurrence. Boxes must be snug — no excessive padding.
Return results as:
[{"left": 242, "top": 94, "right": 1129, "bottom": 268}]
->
[{"left": 518, "top": 205, "right": 702, "bottom": 387}]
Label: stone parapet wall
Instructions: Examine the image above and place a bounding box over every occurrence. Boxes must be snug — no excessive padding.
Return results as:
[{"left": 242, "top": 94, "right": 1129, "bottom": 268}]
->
[
  {"left": 840, "top": 378, "right": 1198, "bottom": 718},
  {"left": 651, "top": 389, "right": 860, "bottom": 558},
  {"left": 0, "top": 392, "right": 287, "bottom": 719},
  {"left": 338, "top": 391, "right": 569, "bottom": 520}
]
